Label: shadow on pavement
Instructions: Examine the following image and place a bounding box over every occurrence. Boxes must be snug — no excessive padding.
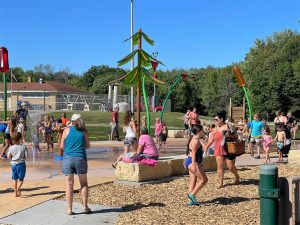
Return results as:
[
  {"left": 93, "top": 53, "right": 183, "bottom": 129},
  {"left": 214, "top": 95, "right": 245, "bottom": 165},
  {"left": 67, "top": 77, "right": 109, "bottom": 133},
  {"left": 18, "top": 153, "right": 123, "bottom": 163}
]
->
[
  {"left": 204, "top": 196, "right": 259, "bottom": 205},
  {"left": 122, "top": 202, "right": 166, "bottom": 212}
]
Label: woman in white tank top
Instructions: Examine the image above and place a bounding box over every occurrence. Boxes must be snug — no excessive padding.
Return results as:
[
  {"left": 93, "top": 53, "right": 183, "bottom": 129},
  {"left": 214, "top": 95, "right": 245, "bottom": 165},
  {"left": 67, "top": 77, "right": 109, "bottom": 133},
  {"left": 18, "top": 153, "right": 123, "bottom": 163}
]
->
[{"left": 123, "top": 111, "right": 137, "bottom": 153}]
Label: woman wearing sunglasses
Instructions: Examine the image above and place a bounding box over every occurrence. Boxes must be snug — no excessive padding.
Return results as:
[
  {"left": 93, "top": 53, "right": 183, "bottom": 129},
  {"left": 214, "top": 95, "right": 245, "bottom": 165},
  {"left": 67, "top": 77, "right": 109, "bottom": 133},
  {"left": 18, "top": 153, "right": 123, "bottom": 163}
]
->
[{"left": 204, "top": 112, "right": 240, "bottom": 188}]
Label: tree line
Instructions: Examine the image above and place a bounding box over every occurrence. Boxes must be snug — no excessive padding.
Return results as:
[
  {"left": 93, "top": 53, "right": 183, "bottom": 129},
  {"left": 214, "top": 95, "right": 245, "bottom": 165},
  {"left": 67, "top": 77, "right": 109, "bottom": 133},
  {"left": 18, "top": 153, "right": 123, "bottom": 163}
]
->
[{"left": 8, "top": 29, "right": 300, "bottom": 119}]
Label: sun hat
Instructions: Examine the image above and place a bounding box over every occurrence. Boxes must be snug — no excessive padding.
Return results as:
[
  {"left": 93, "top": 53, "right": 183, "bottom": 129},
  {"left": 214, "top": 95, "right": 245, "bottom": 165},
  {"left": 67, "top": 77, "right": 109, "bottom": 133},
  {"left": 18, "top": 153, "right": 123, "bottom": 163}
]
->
[{"left": 71, "top": 114, "right": 81, "bottom": 121}]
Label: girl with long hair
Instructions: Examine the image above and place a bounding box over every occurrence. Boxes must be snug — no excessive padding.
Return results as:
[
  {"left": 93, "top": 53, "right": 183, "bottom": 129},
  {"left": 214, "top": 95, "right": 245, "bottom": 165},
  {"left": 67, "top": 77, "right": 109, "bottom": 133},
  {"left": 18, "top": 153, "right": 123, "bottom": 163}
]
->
[
  {"left": 204, "top": 112, "right": 240, "bottom": 188},
  {"left": 123, "top": 110, "right": 137, "bottom": 154},
  {"left": 184, "top": 124, "right": 208, "bottom": 206}
]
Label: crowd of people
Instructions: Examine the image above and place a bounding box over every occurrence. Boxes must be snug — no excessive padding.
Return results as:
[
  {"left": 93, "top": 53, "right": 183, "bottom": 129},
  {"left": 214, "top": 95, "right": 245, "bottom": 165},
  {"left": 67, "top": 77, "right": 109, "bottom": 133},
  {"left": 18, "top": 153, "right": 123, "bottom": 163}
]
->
[
  {"left": 1, "top": 101, "right": 299, "bottom": 211},
  {"left": 182, "top": 107, "right": 298, "bottom": 205}
]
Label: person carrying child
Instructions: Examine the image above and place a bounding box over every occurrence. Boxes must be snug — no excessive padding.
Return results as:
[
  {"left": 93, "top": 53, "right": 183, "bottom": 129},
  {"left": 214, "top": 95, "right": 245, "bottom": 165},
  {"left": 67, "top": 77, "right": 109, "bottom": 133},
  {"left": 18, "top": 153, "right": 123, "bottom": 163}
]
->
[
  {"left": 273, "top": 125, "right": 286, "bottom": 162},
  {"left": 7, "top": 132, "right": 28, "bottom": 197},
  {"left": 262, "top": 127, "right": 273, "bottom": 164}
]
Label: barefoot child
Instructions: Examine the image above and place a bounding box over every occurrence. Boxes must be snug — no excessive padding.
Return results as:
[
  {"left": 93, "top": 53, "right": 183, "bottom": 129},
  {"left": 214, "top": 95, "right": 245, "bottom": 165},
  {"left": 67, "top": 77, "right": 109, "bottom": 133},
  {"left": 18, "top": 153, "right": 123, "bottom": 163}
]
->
[
  {"left": 262, "top": 127, "right": 272, "bottom": 163},
  {"left": 160, "top": 122, "right": 168, "bottom": 146},
  {"left": 155, "top": 118, "right": 162, "bottom": 147},
  {"left": 7, "top": 132, "right": 28, "bottom": 197},
  {"left": 274, "top": 125, "right": 286, "bottom": 162}
]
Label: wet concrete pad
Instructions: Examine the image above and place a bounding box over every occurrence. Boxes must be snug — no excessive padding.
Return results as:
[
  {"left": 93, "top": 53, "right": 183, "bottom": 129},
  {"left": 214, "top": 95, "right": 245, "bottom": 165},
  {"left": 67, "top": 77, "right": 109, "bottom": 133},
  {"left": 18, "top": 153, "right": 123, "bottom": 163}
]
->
[{"left": 0, "top": 200, "right": 122, "bottom": 225}]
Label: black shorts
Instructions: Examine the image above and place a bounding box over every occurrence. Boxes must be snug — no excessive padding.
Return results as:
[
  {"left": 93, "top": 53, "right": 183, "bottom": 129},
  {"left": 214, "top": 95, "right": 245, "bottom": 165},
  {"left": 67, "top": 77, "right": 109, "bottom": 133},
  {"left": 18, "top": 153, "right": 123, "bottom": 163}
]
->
[
  {"left": 159, "top": 134, "right": 167, "bottom": 142},
  {"left": 4, "top": 133, "right": 11, "bottom": 139},
  {"left": 184, "top": 124, "right": 189, "bottom": 130},
  {"left": 225, "top": 154, "right": 237, "bottom": 161}
]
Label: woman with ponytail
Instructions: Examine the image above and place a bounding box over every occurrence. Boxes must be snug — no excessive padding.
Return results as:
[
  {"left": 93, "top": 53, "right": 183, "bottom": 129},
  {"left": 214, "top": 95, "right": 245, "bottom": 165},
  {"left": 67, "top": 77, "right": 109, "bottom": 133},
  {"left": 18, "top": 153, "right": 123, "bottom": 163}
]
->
[
  {"left": 184, "top": 124, "right": 208, "bottom": 206},
  {"left": 205, "top": 112, "right": 240, "bottom": 188}
]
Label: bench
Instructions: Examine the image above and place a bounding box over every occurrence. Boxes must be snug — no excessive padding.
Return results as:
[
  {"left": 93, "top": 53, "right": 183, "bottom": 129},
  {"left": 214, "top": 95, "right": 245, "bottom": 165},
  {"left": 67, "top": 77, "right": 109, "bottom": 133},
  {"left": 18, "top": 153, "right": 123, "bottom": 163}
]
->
[
  {"left": 115, "top": 155, "right": 217, "bottom": 182},
  {"left": 168, "top": 129, "right": 185, "bottom": 138}
]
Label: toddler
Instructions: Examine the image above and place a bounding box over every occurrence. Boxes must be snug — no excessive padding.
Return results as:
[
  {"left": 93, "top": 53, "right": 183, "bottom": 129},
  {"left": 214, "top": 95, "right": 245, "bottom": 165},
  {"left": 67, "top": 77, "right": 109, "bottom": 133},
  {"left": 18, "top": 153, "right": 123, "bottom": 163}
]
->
[
  {"left": 262, "top": 127, "right": 272, "bottom": 163},
  {"left": 7, "top": 132, "right": 28, "bottom": 197},
  {"left": 274, "top": 125, "right": 286, "bottom": 162}
]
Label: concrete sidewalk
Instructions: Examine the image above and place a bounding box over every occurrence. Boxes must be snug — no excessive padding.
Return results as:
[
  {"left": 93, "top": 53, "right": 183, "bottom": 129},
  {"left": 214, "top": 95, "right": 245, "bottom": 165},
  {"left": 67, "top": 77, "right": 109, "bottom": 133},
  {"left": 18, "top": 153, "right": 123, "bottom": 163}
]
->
[{"left": 0, "top": 200, "right": 122, "bottom": 225}]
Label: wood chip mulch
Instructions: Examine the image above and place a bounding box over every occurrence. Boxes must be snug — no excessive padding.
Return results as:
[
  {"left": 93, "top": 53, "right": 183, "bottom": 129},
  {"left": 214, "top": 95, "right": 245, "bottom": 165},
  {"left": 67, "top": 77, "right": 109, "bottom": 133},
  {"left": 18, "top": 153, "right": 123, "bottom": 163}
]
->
[{"left": 61, "top": 164, "right": 300, "bottom": 225}]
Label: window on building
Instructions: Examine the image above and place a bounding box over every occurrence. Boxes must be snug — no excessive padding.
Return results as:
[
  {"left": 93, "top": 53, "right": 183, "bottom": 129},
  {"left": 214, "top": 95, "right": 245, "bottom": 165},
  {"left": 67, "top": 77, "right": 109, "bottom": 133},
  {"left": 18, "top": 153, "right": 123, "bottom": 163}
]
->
[{"left": 22, "top": 92, "right": 50, "bottom": 98}]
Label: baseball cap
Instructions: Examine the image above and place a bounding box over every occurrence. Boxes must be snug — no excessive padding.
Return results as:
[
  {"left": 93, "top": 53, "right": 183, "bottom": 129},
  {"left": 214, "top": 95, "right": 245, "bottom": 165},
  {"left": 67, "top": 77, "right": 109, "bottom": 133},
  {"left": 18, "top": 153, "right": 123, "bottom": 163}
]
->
[{"left": 71, "top": 114, "right": 81, "bottom": 121}]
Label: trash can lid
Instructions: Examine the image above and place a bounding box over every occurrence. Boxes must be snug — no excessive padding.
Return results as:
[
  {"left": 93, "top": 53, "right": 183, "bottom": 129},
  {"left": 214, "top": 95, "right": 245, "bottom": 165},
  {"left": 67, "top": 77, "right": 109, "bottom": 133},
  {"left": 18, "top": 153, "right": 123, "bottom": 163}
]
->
[{"left": 260, "top": 165, "right": 278, "bottom": 175}]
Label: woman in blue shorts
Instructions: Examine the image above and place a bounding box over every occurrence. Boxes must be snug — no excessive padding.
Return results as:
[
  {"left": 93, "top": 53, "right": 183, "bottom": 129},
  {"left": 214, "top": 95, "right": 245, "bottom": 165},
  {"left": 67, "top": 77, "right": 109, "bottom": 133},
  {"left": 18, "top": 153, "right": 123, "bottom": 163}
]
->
[
  {"left": 60, "top": 114, "right": 91, "bottom": 215},
  {"left": 184, "top": 124, "right": 208, "bottom": 206}
]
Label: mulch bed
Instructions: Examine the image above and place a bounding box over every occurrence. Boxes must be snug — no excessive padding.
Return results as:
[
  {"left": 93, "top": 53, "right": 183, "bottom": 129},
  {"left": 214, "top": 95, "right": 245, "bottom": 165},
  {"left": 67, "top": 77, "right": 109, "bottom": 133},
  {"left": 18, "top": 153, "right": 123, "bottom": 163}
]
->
[{"left": 62, "top": 163, "right": 300, "bottom": 225}]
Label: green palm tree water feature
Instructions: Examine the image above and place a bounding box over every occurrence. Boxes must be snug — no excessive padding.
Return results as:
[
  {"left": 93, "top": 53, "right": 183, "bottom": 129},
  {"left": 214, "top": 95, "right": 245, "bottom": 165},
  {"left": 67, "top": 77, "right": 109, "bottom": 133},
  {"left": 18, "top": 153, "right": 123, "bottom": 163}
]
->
[
  {"left": 160, "top": 73, "right": 198, "bottom": 122},
  {"left": 113, "top": 29, "right": 164, "bottom": 135},
  {"left": 232, "top": 66, "right": 253, "bottom": 121}
]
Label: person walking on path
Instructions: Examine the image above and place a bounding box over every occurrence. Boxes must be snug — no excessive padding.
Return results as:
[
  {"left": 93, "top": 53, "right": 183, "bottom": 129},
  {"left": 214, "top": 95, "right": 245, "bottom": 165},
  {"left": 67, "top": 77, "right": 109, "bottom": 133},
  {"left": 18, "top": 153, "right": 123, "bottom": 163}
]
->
[
  {"left": 262, "top": 127, "right": 273, "bottom": 164},
  {"left": 249, "top": 114, "right": 264, "bottom": 159},
  {"left": 184, "top": 110, "right": 191, "bottom": 137},
  {"left": 60, "top": 114, "right": 91, "bottom": 215},
  {"left": 111, "top": 105, "right": 120, "bottom": 141},
  {"left": 7, "top": 132, "right": 28, "bottom": 197},
  {"left": 0, "top": 117, "right": 18, "bottom": 159},
  {"left": 204, "top": 112, "right": 240, "bottom": 188},
  {"left": 273, "top": 125, "right": 286, "bottom": 162},
  {"left": 287, "top": 112, "right": 298, "bottom": 139},
  {"left": 274, "top": 110, "right": 288, "bottom": 132},
  {"left": 184, "top": 124, "right": 208, "bottom": 206}
]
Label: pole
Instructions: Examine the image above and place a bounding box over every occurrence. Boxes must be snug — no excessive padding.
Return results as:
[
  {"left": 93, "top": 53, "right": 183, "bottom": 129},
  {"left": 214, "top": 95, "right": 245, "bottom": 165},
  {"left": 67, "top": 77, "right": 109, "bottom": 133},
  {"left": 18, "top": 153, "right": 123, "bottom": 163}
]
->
[
  {"left": 10, "top": 69, "right": 12, "bottom": 110},
  {"left": 242, "top": 86, "right": 253, "bottom": 121},
  {"left": 259, "top": 165, "right": 280, "bottom": 225},
  {"left": 142, "top": 76, "right": 150, "bottom": 132},
  {"left": 43, "top": 90, "right": 46, "bottom": 111},
  {"left": 130, "top": 0, "right": 134, "bottom": 113},
  {"left": 3, "top": 72, "right": 7, "bottom": 121},
  {"left": 136, "top": 28, "right": 142, "bottom": 137},
  {"left": 160, "top": 75, "right": 183, "bottom": 122}
]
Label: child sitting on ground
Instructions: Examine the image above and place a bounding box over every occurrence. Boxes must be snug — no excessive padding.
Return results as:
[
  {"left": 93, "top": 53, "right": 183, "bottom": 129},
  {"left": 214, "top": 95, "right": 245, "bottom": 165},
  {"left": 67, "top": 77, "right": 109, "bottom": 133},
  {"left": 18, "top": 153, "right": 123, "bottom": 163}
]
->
[
  {"left": 273, "top": 125, "right": 286, "bottom": 162},
  {"left": 7, "top": 132, "right": 28, "bottom": 197}
]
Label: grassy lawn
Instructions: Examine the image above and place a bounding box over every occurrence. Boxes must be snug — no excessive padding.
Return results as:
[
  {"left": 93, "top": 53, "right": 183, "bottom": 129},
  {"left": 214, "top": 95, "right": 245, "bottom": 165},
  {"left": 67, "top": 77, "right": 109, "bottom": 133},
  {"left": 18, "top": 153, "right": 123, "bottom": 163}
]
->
[{"left": 0, "top": 111, "right": 185, "bottom": 141}]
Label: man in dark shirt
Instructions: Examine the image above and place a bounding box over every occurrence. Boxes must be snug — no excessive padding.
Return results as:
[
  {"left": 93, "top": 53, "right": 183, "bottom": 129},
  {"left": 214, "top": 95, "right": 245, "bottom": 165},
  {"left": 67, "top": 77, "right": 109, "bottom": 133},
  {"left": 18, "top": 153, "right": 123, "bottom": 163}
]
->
[{"left": 111, "top": 105, "right": 120, "bottom": 141}]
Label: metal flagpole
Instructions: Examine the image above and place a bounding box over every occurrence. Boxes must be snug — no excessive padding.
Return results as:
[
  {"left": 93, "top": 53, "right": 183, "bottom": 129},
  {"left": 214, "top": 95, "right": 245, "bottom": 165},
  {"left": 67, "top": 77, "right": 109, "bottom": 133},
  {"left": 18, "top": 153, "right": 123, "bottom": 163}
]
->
[{"left": 130, "top": 0, "right": 134, "bottom": 112}]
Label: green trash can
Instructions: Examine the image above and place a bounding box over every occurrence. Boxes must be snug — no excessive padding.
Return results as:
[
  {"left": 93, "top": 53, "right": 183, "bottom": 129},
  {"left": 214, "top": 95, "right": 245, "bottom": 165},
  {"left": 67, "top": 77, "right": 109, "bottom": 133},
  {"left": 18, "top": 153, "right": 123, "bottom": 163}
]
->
[{"left": 259, "top": 165, "right": 280, "bottom": 225}]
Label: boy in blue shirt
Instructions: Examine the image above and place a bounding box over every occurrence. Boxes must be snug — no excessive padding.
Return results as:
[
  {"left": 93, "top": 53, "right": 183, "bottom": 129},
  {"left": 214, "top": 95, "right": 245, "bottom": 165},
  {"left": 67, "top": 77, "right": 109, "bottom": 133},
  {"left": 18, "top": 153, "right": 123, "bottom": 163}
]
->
[{"left": 249, "top": 113, "right": 264, "bottom": 159}]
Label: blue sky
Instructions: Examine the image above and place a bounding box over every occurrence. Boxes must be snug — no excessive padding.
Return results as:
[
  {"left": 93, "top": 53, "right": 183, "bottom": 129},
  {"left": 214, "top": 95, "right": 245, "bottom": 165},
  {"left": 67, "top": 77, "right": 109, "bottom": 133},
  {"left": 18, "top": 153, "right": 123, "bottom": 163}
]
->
[{"left": 0, "top": 0, "right": 299, "bottom": 74}]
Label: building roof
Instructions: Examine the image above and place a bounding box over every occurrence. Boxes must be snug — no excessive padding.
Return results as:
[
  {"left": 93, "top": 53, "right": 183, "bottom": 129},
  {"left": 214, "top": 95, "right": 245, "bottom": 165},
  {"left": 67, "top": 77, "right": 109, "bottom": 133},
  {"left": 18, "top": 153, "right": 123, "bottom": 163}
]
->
[{"left": 0, "top": 81, "right": 88, "bottom": 93}]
